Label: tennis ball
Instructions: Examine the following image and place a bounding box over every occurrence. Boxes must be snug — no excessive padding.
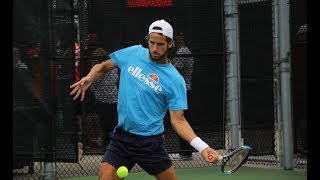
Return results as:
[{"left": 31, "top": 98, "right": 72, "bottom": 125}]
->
[{"left": 117, "top": 166, "right": 128, "bottom": 178}]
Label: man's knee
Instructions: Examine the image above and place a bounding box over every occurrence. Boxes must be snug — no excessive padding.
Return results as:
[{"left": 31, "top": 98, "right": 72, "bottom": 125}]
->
[{"left": 99, "top": 162, "right": 118, "bottom": 180}]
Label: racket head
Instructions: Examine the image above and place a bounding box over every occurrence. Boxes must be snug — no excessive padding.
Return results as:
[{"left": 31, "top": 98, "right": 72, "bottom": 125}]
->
[{"left": 220, "top": 145, "right": 251, "bottom": 174}]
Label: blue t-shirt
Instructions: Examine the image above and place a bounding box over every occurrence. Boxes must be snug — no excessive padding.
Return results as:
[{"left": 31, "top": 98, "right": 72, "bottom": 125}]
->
[{"left": 109, "top": 45, "right": 188, "bottom": 136}]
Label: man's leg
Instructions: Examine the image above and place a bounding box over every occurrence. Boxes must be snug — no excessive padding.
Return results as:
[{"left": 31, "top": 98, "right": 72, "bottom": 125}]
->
[
  {"left": 99, "top": 162, "right": 119, "bottom": 180},
  {"left": 154, "top": 165, "right": 177, "bottom": 180},
  {"left": 99, "top": 131, "right": 135, "bottom": 180}
]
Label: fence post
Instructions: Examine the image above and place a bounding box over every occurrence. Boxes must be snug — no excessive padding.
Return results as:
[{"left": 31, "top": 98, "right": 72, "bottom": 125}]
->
[
  {"left": 278, "top": 0, "right": 294, "bottom": 170},
  {"left": 42, "top": 162, "right": 56, "bottom": 180},
  {"left": 224, "top": 0, "right": 241, "bottom": 149}
]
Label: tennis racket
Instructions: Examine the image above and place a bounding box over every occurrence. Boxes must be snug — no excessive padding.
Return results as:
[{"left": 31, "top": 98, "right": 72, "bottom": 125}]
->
[{"left": 208, "top": 145, "right": 251, "bottom": 175}]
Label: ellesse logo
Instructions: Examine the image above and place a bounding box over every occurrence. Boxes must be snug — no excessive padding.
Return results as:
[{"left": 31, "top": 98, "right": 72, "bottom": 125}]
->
[
  {"left": 127, "top": 66, "right": 163, "bottom": 93},
  {"left": 148, "top": 73, "right": 159, "bottom": 82}
]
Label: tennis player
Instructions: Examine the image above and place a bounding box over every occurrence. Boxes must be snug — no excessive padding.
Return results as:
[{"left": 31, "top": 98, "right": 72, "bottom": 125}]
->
[{"left": 70, "top": 19, "right": 220, "bottom": 180}]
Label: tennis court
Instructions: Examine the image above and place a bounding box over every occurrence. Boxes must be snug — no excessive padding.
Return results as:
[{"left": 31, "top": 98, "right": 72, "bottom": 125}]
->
[
  {"left": 62, "top": 166, "right": 307, "bottom": 180},
  {"left": 13, "top": 0, "right": 307, "bottom": 179}
]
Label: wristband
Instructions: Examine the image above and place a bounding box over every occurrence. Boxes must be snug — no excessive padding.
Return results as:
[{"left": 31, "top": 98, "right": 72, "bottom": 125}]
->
[{"left": 190, "top": 137, "right": 209, "bottom": 153}]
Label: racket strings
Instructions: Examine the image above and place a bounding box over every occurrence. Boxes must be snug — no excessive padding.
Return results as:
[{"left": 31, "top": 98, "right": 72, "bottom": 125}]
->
[{"left": 224, "top": 150, "right": 249, "bottom": 171}]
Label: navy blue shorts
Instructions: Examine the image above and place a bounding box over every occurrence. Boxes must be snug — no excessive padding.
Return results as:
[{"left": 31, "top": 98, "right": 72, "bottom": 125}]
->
[{"left": 102, "top": 128, "right": 173, "bottom": 175}]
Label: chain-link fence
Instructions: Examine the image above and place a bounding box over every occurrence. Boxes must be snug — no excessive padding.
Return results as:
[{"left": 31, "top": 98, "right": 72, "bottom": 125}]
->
[{"left": 13, "top": 0, "right": 307, "bottom": 179}]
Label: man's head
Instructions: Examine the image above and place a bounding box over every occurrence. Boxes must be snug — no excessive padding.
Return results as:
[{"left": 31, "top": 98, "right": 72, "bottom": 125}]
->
[{"left": 147, "top": 19, "right": 174, "bottom": 63}]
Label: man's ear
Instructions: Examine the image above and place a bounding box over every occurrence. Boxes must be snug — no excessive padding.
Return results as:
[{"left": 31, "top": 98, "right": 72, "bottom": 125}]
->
[{"left": 168, "top": 40, "right": 174, "bottom": 49}]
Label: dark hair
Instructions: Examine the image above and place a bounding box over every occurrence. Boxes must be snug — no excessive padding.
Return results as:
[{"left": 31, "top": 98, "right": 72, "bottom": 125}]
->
[{"left": 145, "top": 34, "right": 172, "bottom": 44}]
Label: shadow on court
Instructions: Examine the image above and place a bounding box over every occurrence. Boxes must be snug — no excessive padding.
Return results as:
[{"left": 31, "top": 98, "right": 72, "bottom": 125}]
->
[{"left": 62, "top": 166, "right": 307, "bottom": 180}]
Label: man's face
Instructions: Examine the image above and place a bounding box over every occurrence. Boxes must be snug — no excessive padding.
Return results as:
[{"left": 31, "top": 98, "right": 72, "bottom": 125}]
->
[{"left": 148, "top": 33, "right": 172, "bottom": 63}]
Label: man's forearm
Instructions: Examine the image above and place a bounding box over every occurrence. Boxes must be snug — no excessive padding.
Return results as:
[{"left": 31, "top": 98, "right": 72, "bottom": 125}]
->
[
  {"left": 86, "top": 59, "right": 115, "bottom": 81},
  {"left": 86, "top": 63, "right": 106, "bottom": 81},
  {"left": 172, "top": 118, "right": 209, "bottom": 153},
  {"left": 171, "top": 119, "right": 197, "bottom": 143}
]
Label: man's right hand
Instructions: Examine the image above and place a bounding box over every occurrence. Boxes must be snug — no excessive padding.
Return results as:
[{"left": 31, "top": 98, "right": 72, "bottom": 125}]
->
[{"left": 202, "top": 147, "right": 220, "bottom": 164}]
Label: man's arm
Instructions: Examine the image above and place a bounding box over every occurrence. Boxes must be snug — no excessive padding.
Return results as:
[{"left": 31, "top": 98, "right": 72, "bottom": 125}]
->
[
  {"left": 86, "top": 59, "right": 116, "bottom": 82},
  {"left": 169, "top": 110, "right": 197, "bottom": 143},
  {"left": 169, "top": 110, "right": 220, "bottom": 163},
  {"left": 70, "top": 59, "right": 116, "bottom": 101}
]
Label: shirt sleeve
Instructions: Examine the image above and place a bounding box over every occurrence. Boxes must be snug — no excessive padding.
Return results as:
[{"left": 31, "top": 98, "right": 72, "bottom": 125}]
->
[
  {"left": 167, "top": 76, "right": 188, "bottom": 111},
  {"left": 109, "top": 45, "right": 140, "bottom": 69}
]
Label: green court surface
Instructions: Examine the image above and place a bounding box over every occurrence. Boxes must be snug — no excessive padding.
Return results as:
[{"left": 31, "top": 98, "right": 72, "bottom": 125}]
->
[{"left": 62, "top": 166, "right": 307, "bottom": 180}]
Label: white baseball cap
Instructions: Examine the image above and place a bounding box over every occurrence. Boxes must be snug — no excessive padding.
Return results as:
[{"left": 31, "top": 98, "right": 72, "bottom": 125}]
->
[{"left": 148, "top": 19, "right": 173, "bottom": 39}]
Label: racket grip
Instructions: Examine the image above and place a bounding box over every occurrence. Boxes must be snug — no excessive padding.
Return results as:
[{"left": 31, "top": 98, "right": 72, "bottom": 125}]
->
[{"left": 208, "top": 154, "right": 223, "bottom": 161}]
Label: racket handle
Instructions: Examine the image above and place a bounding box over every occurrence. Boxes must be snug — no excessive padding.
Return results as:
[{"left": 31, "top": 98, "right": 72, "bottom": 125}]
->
[{"left": 208, "top": 155, "right": 223, "bottom": 161}]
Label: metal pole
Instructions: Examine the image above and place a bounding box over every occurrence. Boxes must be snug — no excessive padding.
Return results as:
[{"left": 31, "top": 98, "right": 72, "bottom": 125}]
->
[
  {"left": 278, "top": 0, "right": 293, "bottom": 170},
  {"left": 273, "top": 0, "right": 284, "bottom": 168},
  {"left": 224, "top": 0, "right": 241, "bottom": 149},
  {"left": 41, "top": 0, "right": 56, "bottom": 178},
  {"left": 42, "top": 162, "right": 55, "bottom": 180}
]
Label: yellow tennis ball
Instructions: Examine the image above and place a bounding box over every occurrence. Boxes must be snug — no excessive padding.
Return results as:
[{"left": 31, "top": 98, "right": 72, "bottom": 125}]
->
[{"left": 117, "top": 166, "right": 128, "bottom": 178}]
